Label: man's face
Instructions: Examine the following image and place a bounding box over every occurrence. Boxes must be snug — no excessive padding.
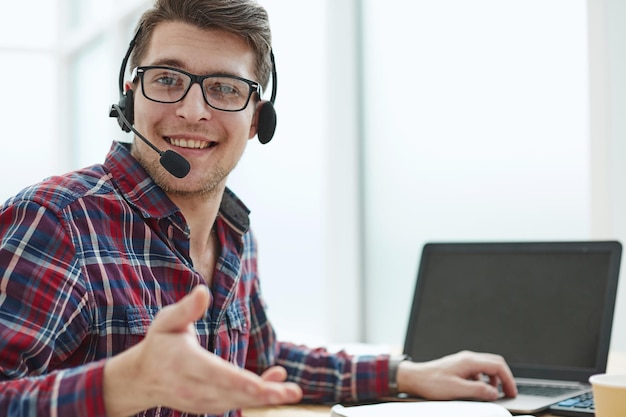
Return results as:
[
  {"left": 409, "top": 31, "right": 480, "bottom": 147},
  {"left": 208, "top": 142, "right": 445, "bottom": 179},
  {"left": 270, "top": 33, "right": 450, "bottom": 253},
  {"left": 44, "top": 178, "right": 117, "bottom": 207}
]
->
[{"left": 129, "top": 21, "right": 259, "bottom": 198}]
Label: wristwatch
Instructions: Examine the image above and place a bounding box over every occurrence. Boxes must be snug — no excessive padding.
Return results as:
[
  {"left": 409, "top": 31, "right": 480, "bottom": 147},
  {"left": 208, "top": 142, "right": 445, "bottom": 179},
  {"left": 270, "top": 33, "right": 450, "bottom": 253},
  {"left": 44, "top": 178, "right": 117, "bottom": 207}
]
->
[{"left": 388, "top": 354, "right": 412, "bottom": 396}]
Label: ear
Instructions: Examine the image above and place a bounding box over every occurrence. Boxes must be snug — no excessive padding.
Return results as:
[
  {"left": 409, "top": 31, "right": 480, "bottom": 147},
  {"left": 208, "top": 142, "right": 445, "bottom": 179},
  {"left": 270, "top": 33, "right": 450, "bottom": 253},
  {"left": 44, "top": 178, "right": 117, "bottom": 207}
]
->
[
  {"left": 248, "top": 101, "right": 262, "bottom": 140},
  {"left": 124, "top": 80, "right": 133, "bottom": 94}
]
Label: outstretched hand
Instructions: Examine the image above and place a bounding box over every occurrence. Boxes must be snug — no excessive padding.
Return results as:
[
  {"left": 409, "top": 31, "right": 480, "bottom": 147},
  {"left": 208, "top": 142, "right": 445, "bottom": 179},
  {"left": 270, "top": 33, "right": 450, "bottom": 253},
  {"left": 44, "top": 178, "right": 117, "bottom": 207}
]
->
[
  {"left": 104, "top": 285, "right": 303, "bottom": 416},
  {"left": 396, "top": 350, "right": 518, "bottom": 401}
]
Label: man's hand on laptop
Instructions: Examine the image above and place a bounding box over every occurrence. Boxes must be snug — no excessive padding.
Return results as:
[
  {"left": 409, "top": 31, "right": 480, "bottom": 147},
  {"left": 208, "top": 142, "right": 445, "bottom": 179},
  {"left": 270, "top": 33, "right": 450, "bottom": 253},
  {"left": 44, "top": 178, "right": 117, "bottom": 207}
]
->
[{"left": 396, "top": 350, "right": 518, "bottom": 401}]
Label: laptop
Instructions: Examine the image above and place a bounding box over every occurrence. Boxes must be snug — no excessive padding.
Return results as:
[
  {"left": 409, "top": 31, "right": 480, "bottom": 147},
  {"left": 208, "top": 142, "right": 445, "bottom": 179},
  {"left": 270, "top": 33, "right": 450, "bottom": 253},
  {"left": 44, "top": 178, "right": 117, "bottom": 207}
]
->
[{"left": 401, "top": 241, "right": 622, "bottom": 415}]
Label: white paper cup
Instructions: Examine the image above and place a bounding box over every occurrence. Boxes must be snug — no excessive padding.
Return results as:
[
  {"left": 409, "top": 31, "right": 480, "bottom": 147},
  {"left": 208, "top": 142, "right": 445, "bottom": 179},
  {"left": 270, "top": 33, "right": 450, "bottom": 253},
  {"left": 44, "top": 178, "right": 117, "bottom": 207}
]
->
[{"left": 589, "top": 374, "right": 626, "bottom": 417}]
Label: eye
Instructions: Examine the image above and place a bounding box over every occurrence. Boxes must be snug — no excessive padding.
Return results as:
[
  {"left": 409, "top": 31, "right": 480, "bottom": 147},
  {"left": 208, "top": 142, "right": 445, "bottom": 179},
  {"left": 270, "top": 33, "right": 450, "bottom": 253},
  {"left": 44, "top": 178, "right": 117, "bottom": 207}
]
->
[
  {"left": 146, "top": 69, "right": 186, "bottom": 88},
  {"left": 156, "top": 75, "right": 176, "bottom": 85},
  {"left": 202, "top": 76, "right": 252, "bottom": 109},
  {"left": 207, "top": 82, "right": 239, "bottom": 96},
  {"left": 156, "top": 73, "right": 183, "bottom": 86}
]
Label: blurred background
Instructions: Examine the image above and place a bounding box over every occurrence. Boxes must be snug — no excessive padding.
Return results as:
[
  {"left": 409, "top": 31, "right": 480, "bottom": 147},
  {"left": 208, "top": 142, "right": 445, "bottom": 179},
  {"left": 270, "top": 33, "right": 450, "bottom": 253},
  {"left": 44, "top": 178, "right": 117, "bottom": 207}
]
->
[{"left": 1, "top": 0, "right": 625, "bottom": 354}]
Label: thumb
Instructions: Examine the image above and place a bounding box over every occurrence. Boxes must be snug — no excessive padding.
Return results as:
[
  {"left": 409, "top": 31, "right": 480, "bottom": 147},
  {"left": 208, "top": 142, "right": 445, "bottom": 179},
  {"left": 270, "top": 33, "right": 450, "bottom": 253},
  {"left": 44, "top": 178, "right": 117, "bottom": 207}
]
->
[{"left": 152, "top": 285, "right": 211, "bottom": 334}]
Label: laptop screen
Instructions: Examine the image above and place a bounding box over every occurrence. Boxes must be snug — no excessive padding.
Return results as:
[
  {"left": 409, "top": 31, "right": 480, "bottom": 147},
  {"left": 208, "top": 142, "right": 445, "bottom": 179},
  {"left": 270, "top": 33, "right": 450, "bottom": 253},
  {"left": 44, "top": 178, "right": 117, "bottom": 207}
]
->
[{"left": 403, "top": 241, "right": 621, "bottom": 382}]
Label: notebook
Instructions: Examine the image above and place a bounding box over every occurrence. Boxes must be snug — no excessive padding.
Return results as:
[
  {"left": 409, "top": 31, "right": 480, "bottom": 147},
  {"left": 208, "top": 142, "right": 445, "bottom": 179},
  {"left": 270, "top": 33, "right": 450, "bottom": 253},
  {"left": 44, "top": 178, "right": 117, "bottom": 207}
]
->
[{"left": 401, "top": 241, "right": 622, "bottom": 414}]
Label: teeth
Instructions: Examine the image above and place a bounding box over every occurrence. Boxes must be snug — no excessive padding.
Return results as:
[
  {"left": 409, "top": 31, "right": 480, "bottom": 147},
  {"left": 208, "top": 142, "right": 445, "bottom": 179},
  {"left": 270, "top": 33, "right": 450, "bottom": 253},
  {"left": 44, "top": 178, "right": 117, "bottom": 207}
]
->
[{"left": 169, "top": 138, "right": 211, "bottom": 149}]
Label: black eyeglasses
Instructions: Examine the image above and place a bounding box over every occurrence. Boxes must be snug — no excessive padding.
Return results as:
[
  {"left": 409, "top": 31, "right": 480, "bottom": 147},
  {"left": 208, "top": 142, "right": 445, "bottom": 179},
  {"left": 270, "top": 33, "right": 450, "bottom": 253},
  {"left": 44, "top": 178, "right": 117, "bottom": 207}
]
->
[{"left": 132, "top": 66, "right": 262, "bottom": 112}]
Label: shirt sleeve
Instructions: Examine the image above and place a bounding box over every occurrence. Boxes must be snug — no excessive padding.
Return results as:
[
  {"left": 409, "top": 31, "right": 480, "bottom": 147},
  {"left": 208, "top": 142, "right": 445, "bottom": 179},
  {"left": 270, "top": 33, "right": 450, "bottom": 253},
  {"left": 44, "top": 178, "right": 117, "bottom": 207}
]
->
[
  {"left": 0, "top": 199, "right": 107, "bottom": 417},
  {"left": 275, "top": 342, "right": 391, "bottom": 404},
  {"left": 0, "top": 361, "right": 107, "bottom": 417}
]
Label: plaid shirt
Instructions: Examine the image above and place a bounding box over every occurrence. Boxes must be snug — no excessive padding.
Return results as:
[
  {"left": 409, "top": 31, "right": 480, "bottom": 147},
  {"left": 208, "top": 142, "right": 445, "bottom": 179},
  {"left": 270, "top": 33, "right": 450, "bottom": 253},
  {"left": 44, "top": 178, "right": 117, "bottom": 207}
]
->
[{"left": 0, "top": 141, "right": 390, "bottom": 417}]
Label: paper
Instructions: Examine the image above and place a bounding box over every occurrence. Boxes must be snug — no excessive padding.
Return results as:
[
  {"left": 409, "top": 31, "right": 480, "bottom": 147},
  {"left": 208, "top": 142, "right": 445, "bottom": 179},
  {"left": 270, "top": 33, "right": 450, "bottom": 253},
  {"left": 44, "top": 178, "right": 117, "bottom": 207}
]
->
[{"left": 330, "top": 401, "right": 531, "bottom": 417}]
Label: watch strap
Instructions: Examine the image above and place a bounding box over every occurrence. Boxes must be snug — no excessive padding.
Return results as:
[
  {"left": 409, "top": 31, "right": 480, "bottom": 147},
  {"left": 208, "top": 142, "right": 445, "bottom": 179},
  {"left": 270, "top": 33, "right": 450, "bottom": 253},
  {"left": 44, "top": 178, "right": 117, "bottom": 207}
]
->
[{"left": 388, "top": 354, "right": 412, "bottom": 395}]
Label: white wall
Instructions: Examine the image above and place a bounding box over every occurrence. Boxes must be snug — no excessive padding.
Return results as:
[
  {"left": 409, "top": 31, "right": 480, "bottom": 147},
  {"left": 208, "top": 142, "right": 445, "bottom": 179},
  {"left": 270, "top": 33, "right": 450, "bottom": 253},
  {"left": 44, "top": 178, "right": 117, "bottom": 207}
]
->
[
  {"left": 589, "top": 0, "right": 626, "bottom": 351},
  {"left": 0, "top": 2, "right": 63, "bottom": 198},
  {"left": 360, "top": 0, "right": 598, "bottom": 346},
  {"left": 0, "top": 0, "right": 148, "bottom": 200}
]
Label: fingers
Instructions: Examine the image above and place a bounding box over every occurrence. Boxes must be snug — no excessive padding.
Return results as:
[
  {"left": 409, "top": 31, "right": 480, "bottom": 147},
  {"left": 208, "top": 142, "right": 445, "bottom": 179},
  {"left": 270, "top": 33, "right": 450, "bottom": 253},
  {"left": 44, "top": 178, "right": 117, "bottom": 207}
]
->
[
  {"left": 241, "top": 366, "right": 302, "bottom": 405},
  {"left": 455, "top": 351, "right": 517, "bottom": 399},
  {"left": 499, "top": 374, "right": 518, "bottom": 398},
  {"left": 152, "top": 285, "right": 211, "bottom": 333},
  {"left": 453, "top": 377, "right": 501, "bottom": 401},
  {"left": 167, "top": 361, "right": 302, "bottom": 413},
  {"left": 260, "top": 366, "right": 288, "bottom": 382},
  {"left": 473, "top": 353, "right": 517, "bottom": 398}
]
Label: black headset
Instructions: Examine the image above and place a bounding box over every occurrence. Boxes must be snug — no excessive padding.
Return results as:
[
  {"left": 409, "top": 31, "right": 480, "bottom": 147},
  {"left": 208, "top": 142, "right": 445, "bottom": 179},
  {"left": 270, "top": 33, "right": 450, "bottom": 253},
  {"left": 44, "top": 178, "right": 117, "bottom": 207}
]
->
[{"left": 109, "top": 26, "right": 278, "bottom": 144}]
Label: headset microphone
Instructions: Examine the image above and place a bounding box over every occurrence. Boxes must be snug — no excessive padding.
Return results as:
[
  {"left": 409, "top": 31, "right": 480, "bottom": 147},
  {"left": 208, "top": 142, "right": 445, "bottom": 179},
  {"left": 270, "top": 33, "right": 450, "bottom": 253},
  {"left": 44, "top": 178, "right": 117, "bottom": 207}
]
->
[{"left": 109, "top": 103, "right": 191, "bottom": 178}]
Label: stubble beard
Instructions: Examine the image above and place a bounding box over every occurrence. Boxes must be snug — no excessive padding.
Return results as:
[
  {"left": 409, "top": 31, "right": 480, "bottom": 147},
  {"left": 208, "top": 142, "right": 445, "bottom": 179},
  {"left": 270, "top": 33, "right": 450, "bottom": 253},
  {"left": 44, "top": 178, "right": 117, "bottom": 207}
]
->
[{"left": 133, "top": 147, "right": 231, "bottom": 200}]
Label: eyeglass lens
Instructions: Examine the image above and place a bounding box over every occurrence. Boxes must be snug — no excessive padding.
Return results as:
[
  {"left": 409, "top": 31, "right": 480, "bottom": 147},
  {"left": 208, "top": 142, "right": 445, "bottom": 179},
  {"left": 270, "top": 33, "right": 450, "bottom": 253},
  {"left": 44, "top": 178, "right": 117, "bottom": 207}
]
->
[{"left": 140, "top": 67, "right": 254, "bottom": 111}]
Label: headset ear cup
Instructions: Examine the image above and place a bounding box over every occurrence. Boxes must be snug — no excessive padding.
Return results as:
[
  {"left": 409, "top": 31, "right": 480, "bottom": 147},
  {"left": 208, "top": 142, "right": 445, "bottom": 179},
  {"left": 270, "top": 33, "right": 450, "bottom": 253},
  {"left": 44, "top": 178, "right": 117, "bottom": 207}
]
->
[
  {"left": 257, "top": 101, "right": 277, "bottom": 144},
  {"left": 118, "top": 90, "right": 135, "bottom": 133}
]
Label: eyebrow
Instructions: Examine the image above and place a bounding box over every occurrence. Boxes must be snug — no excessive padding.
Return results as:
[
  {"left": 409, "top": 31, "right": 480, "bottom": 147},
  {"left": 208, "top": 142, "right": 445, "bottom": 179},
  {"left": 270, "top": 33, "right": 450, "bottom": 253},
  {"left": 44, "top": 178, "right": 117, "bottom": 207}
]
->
[
  {"left": 147, "top": 58, "right": 241, "bottom": 78},
  {"left": 150, "top": 58, "right": 185, "bottom": 68}
]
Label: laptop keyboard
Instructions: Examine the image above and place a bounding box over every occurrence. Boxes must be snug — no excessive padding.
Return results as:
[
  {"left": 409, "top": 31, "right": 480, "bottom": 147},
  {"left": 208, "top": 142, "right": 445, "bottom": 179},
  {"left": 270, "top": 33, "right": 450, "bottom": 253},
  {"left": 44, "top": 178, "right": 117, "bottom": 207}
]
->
[
  {"left": 549, "top": 391, "right": 595, "bottom": 416},
  {"left": 516, "top": 383, "right": 583, "bottom": 397}
]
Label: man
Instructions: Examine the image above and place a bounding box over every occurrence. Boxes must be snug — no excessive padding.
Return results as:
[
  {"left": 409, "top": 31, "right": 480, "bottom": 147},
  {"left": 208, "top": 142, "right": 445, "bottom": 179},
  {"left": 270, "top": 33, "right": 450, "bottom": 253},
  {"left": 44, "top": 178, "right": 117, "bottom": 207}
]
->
[{"left": 0, "top": 1, "right": 517, "bottom": 416}]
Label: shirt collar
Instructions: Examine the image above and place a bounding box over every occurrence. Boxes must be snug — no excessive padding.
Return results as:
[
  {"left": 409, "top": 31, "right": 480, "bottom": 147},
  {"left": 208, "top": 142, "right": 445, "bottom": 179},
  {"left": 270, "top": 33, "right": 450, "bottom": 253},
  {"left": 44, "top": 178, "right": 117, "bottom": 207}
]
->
[
  {"left": 104, "top": 141, "right": 180, "bottom": 220},
  {"left": 103, "top": 141, "right": 250, "bottom": 234}
]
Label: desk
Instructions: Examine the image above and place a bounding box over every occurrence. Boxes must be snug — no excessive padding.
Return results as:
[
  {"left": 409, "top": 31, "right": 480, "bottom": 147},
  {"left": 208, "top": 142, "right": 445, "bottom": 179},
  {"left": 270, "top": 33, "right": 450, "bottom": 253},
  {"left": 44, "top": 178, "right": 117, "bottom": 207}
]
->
[
  {"left": 243, "top": 351, "right": 626, "bottom": 417},
  {"left": 243, "top": 404, "right": 329, "bottom": 416}
]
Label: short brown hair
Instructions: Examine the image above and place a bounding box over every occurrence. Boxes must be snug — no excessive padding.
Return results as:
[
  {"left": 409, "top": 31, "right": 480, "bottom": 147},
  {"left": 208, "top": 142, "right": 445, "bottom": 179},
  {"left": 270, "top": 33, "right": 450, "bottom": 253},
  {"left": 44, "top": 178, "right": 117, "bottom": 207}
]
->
[{"left": 130, "top": 0, "right": 273, "bottom": 89}]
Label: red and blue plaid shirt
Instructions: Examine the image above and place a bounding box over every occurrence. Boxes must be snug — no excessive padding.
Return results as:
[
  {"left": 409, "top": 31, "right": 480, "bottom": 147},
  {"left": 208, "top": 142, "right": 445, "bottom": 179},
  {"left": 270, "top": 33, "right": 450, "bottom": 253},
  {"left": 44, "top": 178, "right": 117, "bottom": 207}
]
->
[{"left": 0, "top": 141, "right": 390, "bottom": 416}]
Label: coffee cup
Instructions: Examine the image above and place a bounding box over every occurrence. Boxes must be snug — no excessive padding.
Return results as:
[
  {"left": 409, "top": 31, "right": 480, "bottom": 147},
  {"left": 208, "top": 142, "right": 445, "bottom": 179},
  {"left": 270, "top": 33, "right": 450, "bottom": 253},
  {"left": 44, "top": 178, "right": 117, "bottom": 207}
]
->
[{"left": 589, "top": 374, "right": 626, "bottom": 417}]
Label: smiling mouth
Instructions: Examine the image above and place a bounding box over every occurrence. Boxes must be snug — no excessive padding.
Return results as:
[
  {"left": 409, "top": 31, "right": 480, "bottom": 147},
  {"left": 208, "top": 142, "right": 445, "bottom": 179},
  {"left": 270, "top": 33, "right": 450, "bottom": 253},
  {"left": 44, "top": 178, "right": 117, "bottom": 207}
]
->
[{"left": 166, "top": 137, "right": 217, "bottom": 149}]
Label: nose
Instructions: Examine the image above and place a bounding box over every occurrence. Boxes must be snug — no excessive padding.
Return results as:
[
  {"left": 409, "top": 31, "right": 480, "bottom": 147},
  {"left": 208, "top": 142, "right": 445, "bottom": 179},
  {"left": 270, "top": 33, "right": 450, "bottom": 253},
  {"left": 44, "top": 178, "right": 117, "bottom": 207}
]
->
[{"left": 175, "top": 82, "right": 213, "bottom": 121}]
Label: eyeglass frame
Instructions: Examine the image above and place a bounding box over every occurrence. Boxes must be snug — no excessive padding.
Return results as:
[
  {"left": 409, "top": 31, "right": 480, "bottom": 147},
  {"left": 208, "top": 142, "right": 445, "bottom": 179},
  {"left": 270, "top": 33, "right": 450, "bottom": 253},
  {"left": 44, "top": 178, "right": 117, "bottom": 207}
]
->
[{"left": 131, "top": 65, "right": 264, "bottom": 112}]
